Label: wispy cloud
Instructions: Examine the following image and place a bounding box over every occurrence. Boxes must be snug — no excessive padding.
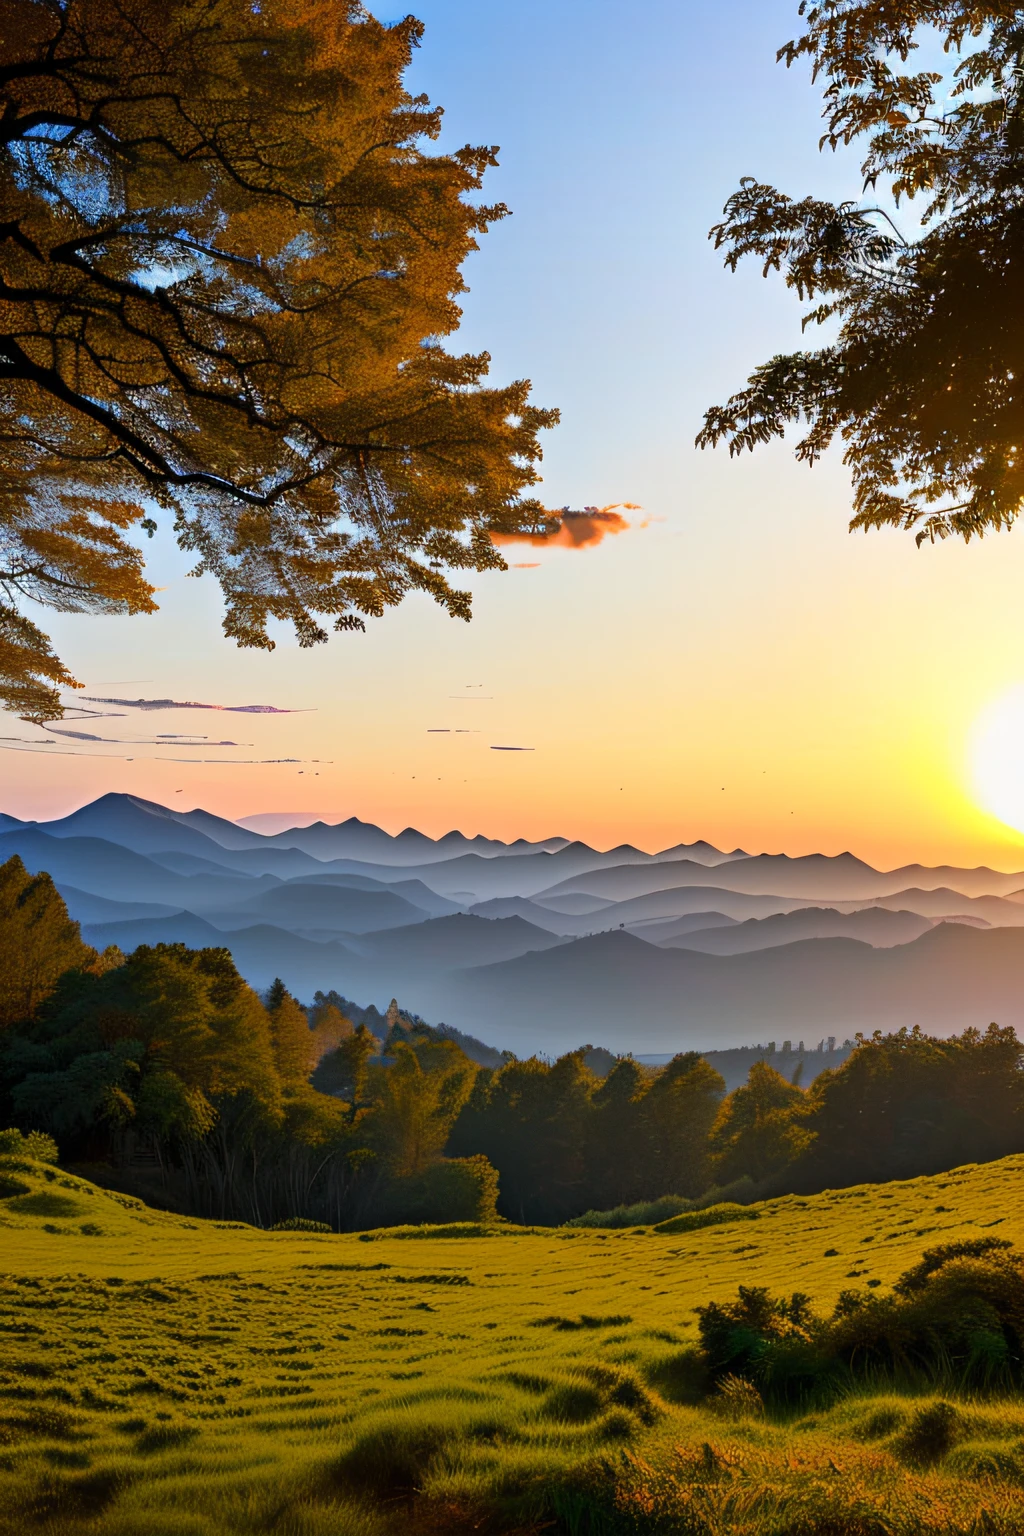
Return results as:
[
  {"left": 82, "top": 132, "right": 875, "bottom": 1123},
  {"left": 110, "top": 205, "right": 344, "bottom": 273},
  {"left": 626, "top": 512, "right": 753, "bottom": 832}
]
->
[
  {"left": 81, "top": 697, "right": 312, "bottom": 713},
  {"left": 42, "top": 726, "right": 246, "bottom": 745}
]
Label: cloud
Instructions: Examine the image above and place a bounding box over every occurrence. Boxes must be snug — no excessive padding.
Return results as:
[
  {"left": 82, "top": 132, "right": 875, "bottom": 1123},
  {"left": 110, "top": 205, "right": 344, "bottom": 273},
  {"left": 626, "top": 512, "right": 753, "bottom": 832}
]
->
[
  {"left": 512, "top": 561, "right": 541, "bottom": 569},
  {"left": 491, "top": 745, "right": 535, "bottom": 751},
  {"left": 81, "top": 697, "right": 312, "bottom": 713},
  {"left": 0, "top": 738, "right": 327, "bottom": 765},
  {"left": 42, "top": 726, "right": 245, "bottom": 745},
  {"left": 492, "top": 504, "right": 642, "bottom": 552}
]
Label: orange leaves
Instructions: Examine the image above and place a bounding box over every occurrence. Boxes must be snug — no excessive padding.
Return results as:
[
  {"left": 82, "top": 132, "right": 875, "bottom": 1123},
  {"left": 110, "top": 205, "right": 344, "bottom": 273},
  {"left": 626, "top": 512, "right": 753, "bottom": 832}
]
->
[
  {"left": 0, "top": 0, "right": 561, "bottom": 712},
  {"left": 0, "top": 607, "right": 81, "bottom": 722}
]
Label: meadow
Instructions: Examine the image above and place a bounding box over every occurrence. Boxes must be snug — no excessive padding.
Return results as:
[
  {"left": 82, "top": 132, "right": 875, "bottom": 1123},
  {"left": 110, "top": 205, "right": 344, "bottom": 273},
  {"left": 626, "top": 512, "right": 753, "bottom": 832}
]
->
[{"left": 1, "top": 1149, "right": 1024, "bottom": 1533}]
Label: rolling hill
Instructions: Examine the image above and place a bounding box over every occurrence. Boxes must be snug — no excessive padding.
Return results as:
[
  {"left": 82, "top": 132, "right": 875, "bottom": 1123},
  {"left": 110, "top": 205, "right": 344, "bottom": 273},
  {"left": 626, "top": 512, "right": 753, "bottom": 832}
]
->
[
  {"left": 0, "top": 829, "right": 277, "bottom": 909},
  {"left": 4, "top": 1148, "right": 1023, "bottom": 1536},
  {"left": 351, "top": 913, "right": 567, "bottom": 969},
  {"left": 211, "top": 880, "right": 431, "bottom": 934},
  {"left": 535, "top": 851, "right": 1024, "bottom": 904},
  {"left": 427, "top": 923, "right": 1024, "bottom": 1054},
  {"left": 665, "top": 905, "right": 939, "bottom": 955},
  {"left": 81, "top": 913, "right": 360, "bottom": 992},
  {"left": 9, "top": 793, "right": 1024, "bottom": 1054}
]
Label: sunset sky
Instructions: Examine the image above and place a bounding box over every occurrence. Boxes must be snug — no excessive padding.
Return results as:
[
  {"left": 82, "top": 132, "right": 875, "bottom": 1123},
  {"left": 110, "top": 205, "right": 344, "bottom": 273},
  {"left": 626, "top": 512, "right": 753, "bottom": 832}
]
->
[{"left": 5, "top": 0, "right": 1024, "bottom": 870}]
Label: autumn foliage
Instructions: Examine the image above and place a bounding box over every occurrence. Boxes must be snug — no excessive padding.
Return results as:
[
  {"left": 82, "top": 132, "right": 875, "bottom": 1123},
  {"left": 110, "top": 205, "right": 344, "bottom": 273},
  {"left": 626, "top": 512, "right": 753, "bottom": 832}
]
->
[{"left": 0, "top": 0, "right": 559, "bottom": 717}]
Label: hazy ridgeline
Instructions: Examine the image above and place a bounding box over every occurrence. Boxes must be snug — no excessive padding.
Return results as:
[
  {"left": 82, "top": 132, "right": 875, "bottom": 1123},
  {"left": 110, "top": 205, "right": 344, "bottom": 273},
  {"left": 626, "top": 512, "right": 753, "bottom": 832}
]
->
[
  {"left": 8, "top": 793, "right": 1024, "bottom": 1055},
  {"left": 2, "top": 855, "right": 1023, "bottom": 1231}
]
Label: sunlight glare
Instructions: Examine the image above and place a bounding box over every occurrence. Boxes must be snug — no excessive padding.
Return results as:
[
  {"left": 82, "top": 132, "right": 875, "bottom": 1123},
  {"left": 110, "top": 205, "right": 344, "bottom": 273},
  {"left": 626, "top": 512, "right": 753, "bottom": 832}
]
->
[{"left": 970, "top": 684, "right": 1024, "bottom": 835}]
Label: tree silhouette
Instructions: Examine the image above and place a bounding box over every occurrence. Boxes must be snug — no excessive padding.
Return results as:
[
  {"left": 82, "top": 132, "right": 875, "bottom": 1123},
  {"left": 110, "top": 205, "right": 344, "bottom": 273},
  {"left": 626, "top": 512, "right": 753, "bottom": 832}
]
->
[
  {"left": 698, "top": 3, "right": 1024, "bottom": 546},
  {"left": 0, "top": 0, "right": 560, "bottom": 717}
]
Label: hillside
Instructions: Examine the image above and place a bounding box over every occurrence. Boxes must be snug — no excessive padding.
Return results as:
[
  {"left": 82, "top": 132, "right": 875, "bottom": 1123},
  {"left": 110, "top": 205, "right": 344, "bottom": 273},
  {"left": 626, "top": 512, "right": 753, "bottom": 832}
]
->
[
  {"left": 9, "top": 794, "right": 1024, "bottom": 1051},
  {"left": 351, "top": 912, "right": 567, "bottom": 968},
  {"left": 218, "top": 880, "right": 431, "bottom": 934},
  {"left": 433, "top": 923, "right": 1024, "bottom": 1053},
  {"left": 666, "top": 905, "right": 939, "bottom": 955},
  {"left": 1, "top": 1148, "right": 1022, "bottom": 1535},
  {"left": 81, "top": 914, "right": 360, "bottom": 991},
  {"left": 536, "top": 851, "right": 1024, "bottom": 904}
]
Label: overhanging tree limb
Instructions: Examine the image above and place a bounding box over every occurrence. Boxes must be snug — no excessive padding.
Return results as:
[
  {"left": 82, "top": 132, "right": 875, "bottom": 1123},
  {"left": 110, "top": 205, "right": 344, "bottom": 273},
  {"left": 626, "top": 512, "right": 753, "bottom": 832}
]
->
[
  {"left": 698, "top": 3, "right": 1024, "bottom": 546},
  {"left": 0, "top": 0, "right": 566, "bottom": 717}
]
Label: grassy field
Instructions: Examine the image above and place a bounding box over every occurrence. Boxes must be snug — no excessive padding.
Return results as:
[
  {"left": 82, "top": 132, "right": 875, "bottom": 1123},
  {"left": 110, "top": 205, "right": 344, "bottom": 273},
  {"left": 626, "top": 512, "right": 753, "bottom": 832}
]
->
[{"left": 2, "top": 1152, "right": 1024, "bottom": 1534}]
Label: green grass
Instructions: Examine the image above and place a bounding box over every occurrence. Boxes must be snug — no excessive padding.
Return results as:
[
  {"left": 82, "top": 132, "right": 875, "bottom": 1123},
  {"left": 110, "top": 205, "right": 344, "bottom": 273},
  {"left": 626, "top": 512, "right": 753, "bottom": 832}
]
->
[{"left": 1, "top": 1151, "right": 1023, "bottom": 1532}]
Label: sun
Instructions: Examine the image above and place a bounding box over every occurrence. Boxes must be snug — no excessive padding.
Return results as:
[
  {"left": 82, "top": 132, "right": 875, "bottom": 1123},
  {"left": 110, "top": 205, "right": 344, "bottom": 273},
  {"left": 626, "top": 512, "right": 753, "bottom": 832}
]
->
[{"left": 970, "top": 684, "right": 1024, "bottom": 835}]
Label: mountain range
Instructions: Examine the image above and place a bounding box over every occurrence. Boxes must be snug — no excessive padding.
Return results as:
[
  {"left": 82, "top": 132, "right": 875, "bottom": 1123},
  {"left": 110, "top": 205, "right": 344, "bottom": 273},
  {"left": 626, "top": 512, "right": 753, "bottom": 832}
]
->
[{"left": 6, "top": 792, "right": 1024, "bottom": 1055}]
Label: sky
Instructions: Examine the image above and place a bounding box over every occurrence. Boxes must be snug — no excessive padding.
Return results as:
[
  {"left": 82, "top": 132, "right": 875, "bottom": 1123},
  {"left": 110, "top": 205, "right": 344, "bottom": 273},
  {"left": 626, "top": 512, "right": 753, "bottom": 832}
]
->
[{"left": 6, "top": 0, "right": 1024, "bottom": 869}]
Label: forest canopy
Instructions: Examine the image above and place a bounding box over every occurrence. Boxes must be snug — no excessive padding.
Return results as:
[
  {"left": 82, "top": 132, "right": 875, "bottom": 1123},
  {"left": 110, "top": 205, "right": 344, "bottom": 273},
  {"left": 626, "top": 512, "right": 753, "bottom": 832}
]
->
[
  {"left": 698, "top": 2, "right": 1024, "bottom": 548},
  {"left": 0, "top": 0, "right": 561, "bottom": 719},
  {"left": 1, "top": 858, "right": 1022, "bottom": 1229}
]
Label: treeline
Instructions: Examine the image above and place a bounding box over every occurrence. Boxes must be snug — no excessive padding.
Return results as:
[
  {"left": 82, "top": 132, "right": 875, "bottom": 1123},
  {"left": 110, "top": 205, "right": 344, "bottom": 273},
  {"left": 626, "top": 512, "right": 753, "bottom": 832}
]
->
[
  {"left": 1, "top": 855, "right": 1023, "bottom": 1230},
  {"left": 0, "top": 858, "right": 498, "bottom": 1229},
  {"left": 448, "top": 1026, "right": 1024, "bottom": 1223}
]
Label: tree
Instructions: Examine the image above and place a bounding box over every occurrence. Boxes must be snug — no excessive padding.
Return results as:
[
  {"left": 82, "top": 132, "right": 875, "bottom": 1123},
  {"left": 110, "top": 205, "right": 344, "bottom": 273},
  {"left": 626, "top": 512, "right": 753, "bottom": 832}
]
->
[
  {"left": 697, "top": 3, "right": 1024, "bottom": 545},
  {"left": 265, "top": 978, "right": 317, "bottom": 1087},
  {"left": 6, "top": 942, "right": 280, "bottom": 1154},
  {"left": 642, "top": 1052, "right": 726, "bottom": 1198},
  {"left": 448, "top": 1051, "right": 597, "bottom": 1225},
  {"left": 308, "top": 997, "right": 354, "bottom": 1062},
  {"left": 0, "top": 854, "right": 102, "bottom": 1026},
  {"left": 313, "top": 1021, "right": 376, "bottom": 1119},
  {"left": 583, "top": 1055, "right": 649, "bottom": 1209},
  {"left": 792, "top": 1023, "right": 1024, "bottom": 1189},
  {"left": 366, "top": 1035, "right": 475, "bottom": 1178},
  {"left": 708, "top": 1061, "right": 813, "bottom": 1186},
  {"left": 0, "top": 0, "right": 561, "bottom": 720}
]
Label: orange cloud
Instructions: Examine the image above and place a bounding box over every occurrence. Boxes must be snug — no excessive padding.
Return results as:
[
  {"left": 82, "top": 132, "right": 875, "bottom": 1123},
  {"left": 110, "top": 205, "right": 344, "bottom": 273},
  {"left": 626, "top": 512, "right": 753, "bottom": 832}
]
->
[{"left": 493, "top": 503, "right": 642, "bottom": 551}]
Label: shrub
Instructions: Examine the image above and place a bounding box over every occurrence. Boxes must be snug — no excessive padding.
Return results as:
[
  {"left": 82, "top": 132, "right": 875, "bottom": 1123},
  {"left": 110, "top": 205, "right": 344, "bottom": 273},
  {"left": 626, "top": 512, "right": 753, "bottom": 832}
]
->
[
  {"left": 0, "top": 1127, "right": 59, "bottom": 1164},
  {"left": 654, "top": 1201, "right": 761, "bottom": 1236},
  {"left": 696, "top": 1286, "right": 826, "bottom": 1399},
  {"left": 828, "top": 1248, "right": 1024, "bottom": 1388},
  {"left": 376, "top": 1155, "right": 499, "bottom": 1226},
  {"left": 894, "top": 1401, "right": 964, "bottom": 1465},
  {"left": 695, "top": 1241, "right": 1024, "bottom": 1404},
  {"left": 270, "top": 1217, "right": 333, "bottom": 1233},
  {"left": 565, "top": 1194, "right": 692, "bottom": 1228},
  {"left": 710, "top": 1374, "right": 765, "bottom": 1420}
]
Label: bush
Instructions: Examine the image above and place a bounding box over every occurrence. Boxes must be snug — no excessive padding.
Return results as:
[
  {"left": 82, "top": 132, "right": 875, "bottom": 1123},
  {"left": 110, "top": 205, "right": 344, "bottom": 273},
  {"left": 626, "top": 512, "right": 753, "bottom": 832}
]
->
[
  {"left": 654, "top": 1201, "right": 762, "bottom": 1236},
  {"left": 710, "top": 1373, "right": 765, "bottom": 1420},
  {"left": 0, "top": 1127, "right": 59, "bottom": 1164},
  {"left": 696, "top": 1285, "right": 826, "bottom": 1400},
  {"left": 270, "top": 1217, "right": 333, "bottom": 1233},
  {"left": 894, "top": 1400, "right": 964, "bottom": 1465},
  {"left": 695, "top": 1241, "right": 1024, "bottom": 1404},
  {"left": 376, "top": 1155, "right": 499, "bottom": 1226},
  {"left": 565, "top": 1194, "right": 692, "bottom": 1228}
]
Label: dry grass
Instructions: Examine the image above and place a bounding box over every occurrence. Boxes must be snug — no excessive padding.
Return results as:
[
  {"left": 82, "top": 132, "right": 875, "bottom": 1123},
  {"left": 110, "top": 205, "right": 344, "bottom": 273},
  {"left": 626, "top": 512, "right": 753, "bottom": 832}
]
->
[{"left": 1, "top": 1151, "right": 1023, "bottom": 1533}]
